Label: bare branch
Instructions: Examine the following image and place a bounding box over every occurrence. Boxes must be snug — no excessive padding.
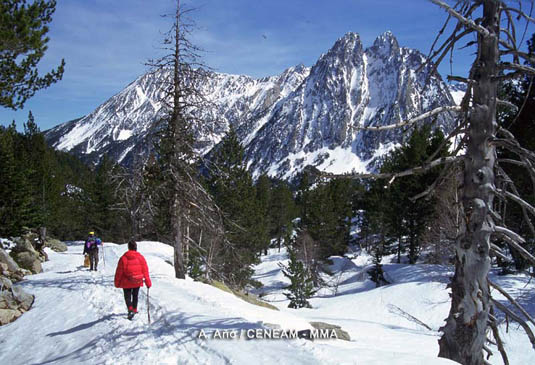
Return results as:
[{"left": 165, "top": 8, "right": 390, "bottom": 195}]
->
[
  {"left": 489, "top": 306, "right": 510, "bottom": 365},
  {"left": 322, "top": 156, "right": 461, "bottom": 180},
  {"left": 494, "top": 225, "right": 526, "bottom": 244},
  {"left": 447, "top": 75, "right": 474, "bottom": 84},
  {"left": 492, "top": 298, "right": 535, "bottom": 349},
  {"left": 489, "top": 280, "right": 535, "bottom": 327},
  {"left": 503, "top": 6, "right": 535, "bottom": 24},
  {"left": 430, "top": 0, "right": 490, "bottom": 37},
  {"left": 490, "top": 245, "right": 510, "bottom": 262},
  {"left": 497, "top": 99, "right": 519, "bottom": 112},
  {"left": 496, "top": 166, "right": 535, "bottom": 238},
  {"left": 494, "top": 226, "right": 535, "bottom": 267},
  {"left": 387, "top": 304, "right": 433, "bottom": 331},
  {"left": 498, "top": 158, "right": 526, "bottom": 167},
  {"left": 496, "top": 188, "right": 535, "bottom": 217},
  {"left": 356, "top": 106, "right": 462, "bottom": 131},
  {"left": 500, "top": 62, "right": 535, "bottom": 76}
]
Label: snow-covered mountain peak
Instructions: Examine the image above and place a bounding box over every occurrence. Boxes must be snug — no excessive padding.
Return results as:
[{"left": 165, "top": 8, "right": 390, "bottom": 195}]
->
[
  {"left": 370, "top": 30, "right": 400, "bottom": 57},
  {"left": 318, "top": 32, "right": 363, "bottom": 66},
  {"left": 46, "top": 31, "right": 457, "bottom": 179}
]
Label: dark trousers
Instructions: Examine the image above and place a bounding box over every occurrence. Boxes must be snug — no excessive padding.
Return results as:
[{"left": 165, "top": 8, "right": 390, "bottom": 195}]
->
[
  {"left": 123, "top": 287, "right": 140, "bottom": 311},
  {"left": 88, "top": 249, "right": 99, "bottom": 270}
]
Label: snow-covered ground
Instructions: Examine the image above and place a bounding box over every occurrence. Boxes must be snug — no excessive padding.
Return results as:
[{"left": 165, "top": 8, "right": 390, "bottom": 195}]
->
[{"left": 1, "top": 242, "right": 533, "bottom": 364}]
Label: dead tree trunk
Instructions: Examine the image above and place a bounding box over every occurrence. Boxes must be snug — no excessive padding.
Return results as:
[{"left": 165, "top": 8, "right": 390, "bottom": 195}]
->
[
  {"left": 172, "top": 195, "right": 186, "bottom": 279},
  {"left": 437, "top": 1, "right": 499, "bottom": 363}
]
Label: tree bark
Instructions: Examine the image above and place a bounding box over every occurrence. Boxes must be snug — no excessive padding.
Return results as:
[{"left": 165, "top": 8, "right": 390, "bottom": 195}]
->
[
  {"left": 438, "top": 1, "right": 498, "bottom": 364},
  {"left": 173, "top": 196, "right": 186, "bottom": 279}
]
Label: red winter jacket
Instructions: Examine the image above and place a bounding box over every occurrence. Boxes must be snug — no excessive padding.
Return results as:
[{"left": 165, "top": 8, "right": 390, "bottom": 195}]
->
[{"left": 114, "top": 250, "right": 152, "bottom": 289}]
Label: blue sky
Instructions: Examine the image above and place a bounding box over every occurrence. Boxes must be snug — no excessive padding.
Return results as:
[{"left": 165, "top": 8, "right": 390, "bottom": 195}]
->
[{"left": 0, "top": 0, "right": 483, "bottom": 131}]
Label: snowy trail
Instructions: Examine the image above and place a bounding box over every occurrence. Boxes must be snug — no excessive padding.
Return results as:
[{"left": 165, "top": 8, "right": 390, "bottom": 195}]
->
[
  {"left": 3, "top": 241, "right": 532, "bottom": 364},
  {"left": 0, "top": 242, "right": 341, "bottom": 365}
]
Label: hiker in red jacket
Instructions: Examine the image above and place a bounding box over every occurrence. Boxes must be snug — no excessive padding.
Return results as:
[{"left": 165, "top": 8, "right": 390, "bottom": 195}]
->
[{"left": 114, "top": 240, "right": 152, "bottom": 320}]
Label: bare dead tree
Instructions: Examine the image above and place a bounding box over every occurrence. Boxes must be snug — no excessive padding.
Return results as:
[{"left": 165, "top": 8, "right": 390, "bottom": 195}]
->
[
  {"left": 322, "top": 1, "right": 535, "bottom": 363},
  {"left": 110, "top": 156, "right": 151, "bottom": 240},
  {"left": 144, "top": 0, "right": 225, "bottom": 280}
]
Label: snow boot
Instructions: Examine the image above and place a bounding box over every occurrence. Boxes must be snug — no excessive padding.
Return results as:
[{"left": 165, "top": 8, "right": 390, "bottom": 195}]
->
[{"left": 127, "top": 306, "right": 135, "bottom": 320}]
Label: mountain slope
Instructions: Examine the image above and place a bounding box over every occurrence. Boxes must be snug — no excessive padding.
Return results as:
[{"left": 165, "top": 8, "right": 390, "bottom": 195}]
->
[{"left": 46, "top": 32, "right": 456, "bottom": 178}]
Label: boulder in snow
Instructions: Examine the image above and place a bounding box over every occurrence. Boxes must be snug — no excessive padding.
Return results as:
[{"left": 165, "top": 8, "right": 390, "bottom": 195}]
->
[
  {"left": 10, "top": 251, "right": 42, "bottom": 274},
  {"left": 45, "top": 238, "right": 67, "bottom": 252},
  {"left": 0, "top": 308, "right": 22, "bottom": 325},
  {"left": 0, "top": 248, "right": 19, "bottom": 272},
  {"left": 310, "top": 321, "right": 351, "bottom": 341}
]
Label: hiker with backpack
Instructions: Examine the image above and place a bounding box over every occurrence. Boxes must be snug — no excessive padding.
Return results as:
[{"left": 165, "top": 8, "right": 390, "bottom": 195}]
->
[
  {"left": 114, "top": 240, "right": 152, "bottom": 320},
  {"left": 83, "top": 231, "right": 103, "bottom": 271}
]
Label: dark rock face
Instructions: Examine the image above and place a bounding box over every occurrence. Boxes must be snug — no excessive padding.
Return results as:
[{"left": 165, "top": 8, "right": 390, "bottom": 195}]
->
[{"left": 46, "top": 32, "right": 455, "bottom": 179}]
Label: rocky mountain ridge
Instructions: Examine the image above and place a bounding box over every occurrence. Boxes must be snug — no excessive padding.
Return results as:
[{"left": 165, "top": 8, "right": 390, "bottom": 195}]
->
[{"left": 45, "top": 31, "right": 456, "bottom": 179}]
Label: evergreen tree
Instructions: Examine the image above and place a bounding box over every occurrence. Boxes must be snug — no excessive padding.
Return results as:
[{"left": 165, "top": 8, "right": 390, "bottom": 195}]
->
[
  {"left": 0, "top": 120, "right": 96, "bottom": 239},
  {"left": 369, "top": 125, "right": 449, "bottom": 264},
  {"left": 209, "top": 126, "right": 262, "bottom": 288},
  {"left": 255, "top": 174, "right": 272, "bottom": 255},
  {"left": 368, "top": 240, "right": 389, "bottom": 288},
  {"left": 85, "top": 155, "right": 120, "bottom": 241},
  {"left": 0, "top": 0, "right": 65, "bottom": 109},
  {"left": 269, "top": 181, "right": 296, "bottom": 252},
  {"left": 0, "top": 124, "right": 32, "bottom": 235},
  {"left": 279, "top": 243, "right": 317, "bottom": 309},
  {"left": 305, "top": 178, "right": 353, "bottom": 259}
]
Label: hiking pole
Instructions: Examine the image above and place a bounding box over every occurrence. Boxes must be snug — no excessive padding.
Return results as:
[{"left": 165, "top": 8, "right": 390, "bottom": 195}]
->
[{"left": 147, "top": 287, "right": 151, "bottom": 325}]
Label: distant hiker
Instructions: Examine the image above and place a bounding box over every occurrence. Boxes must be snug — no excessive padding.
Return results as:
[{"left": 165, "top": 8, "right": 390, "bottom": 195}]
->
[
  {"left": 114, "top": 240, "right": 152, "bottom": 320},
  {"left": 83, "top": 231, "right": 102, "bottom": 271}
]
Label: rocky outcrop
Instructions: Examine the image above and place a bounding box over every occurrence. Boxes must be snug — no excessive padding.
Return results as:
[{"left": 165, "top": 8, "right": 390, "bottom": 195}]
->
[
  {"left": 0, "top": 248, "right": 19, "bottom": 273},
  {"left": 0, "top": 248, "right": 31, "bottom": 282},
  {"left": 0, "top": 247, "right": 35, "bottom": 326},
  {"left": 0, "top": 285, "right": 35, "bottom": 325},
  {"left": 9, "top": 231, "right": 45, "bottom": 274}
]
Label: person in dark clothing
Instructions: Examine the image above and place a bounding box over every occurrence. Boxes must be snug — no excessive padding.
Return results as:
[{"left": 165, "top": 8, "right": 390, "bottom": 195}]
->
[
  {"left": 114, "top": 240, "right": 152, "bottom": 320},
  {"left": 83, "top": 231, "right": 103, "bottom": 271}
]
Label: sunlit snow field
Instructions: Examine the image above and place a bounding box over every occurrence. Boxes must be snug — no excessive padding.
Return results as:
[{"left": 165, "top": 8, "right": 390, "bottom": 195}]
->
[{"left": 0, "top": 241, "right": 533, "bottom": 364}]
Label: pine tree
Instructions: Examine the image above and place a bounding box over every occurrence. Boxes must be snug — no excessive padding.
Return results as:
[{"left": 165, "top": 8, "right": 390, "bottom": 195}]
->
[
  {"left": 0, "top": 0, "right": 65, "bottom": 109},
  {"left": 374, "top": 125, "right": 449, "bottom": 264},
  {"left": 208, "top": 126, "right": 262, "bottom": 288},
  {"left": 85, "top": 155, "right": 120, "bottom": 241},
  {"left": 368, "top": 239, "right": 389, "bottom": 288},
  {"left": 279, "top": 243, "right": 317, "bottom": 309},
  {"left": 305, "top": 178, "right": 353, "bottom": 259},
  {"left": 269, "top": 181, "right": 296, "bottom": 252},
  {"left": 255, "top": 174, "right": 272, "bottom": 255},
  {"left": 0, "top": 124, "right": 32, "bottom": 235}
]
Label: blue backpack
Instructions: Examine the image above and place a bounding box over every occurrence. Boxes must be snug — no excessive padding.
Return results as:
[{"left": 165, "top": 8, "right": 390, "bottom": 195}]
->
[{"left": 86, "top": 238, "right": 101, "bottom": 251}]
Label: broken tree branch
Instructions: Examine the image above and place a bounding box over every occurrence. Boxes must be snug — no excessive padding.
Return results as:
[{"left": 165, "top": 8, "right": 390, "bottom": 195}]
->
[
  {"left": 322, "top": 156, "right": 461, "bottom": 180},
  {"left": 489, "top": 280, "right": 535, "bottom": 327},
  {"left": 489, "top": 306, "right": 510, "bottom": 365},
  {"left": 492, "top": 298, "right": 535, "bottom": 349},
  {"left": 494, "top": 226, "right": 535, "bottom": 267},
  {"left": 430, "top": 0, "right": 491, "bottom": 38},
  {"left": 356, "top": 106, "right": 462, "bottom": 131}
]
